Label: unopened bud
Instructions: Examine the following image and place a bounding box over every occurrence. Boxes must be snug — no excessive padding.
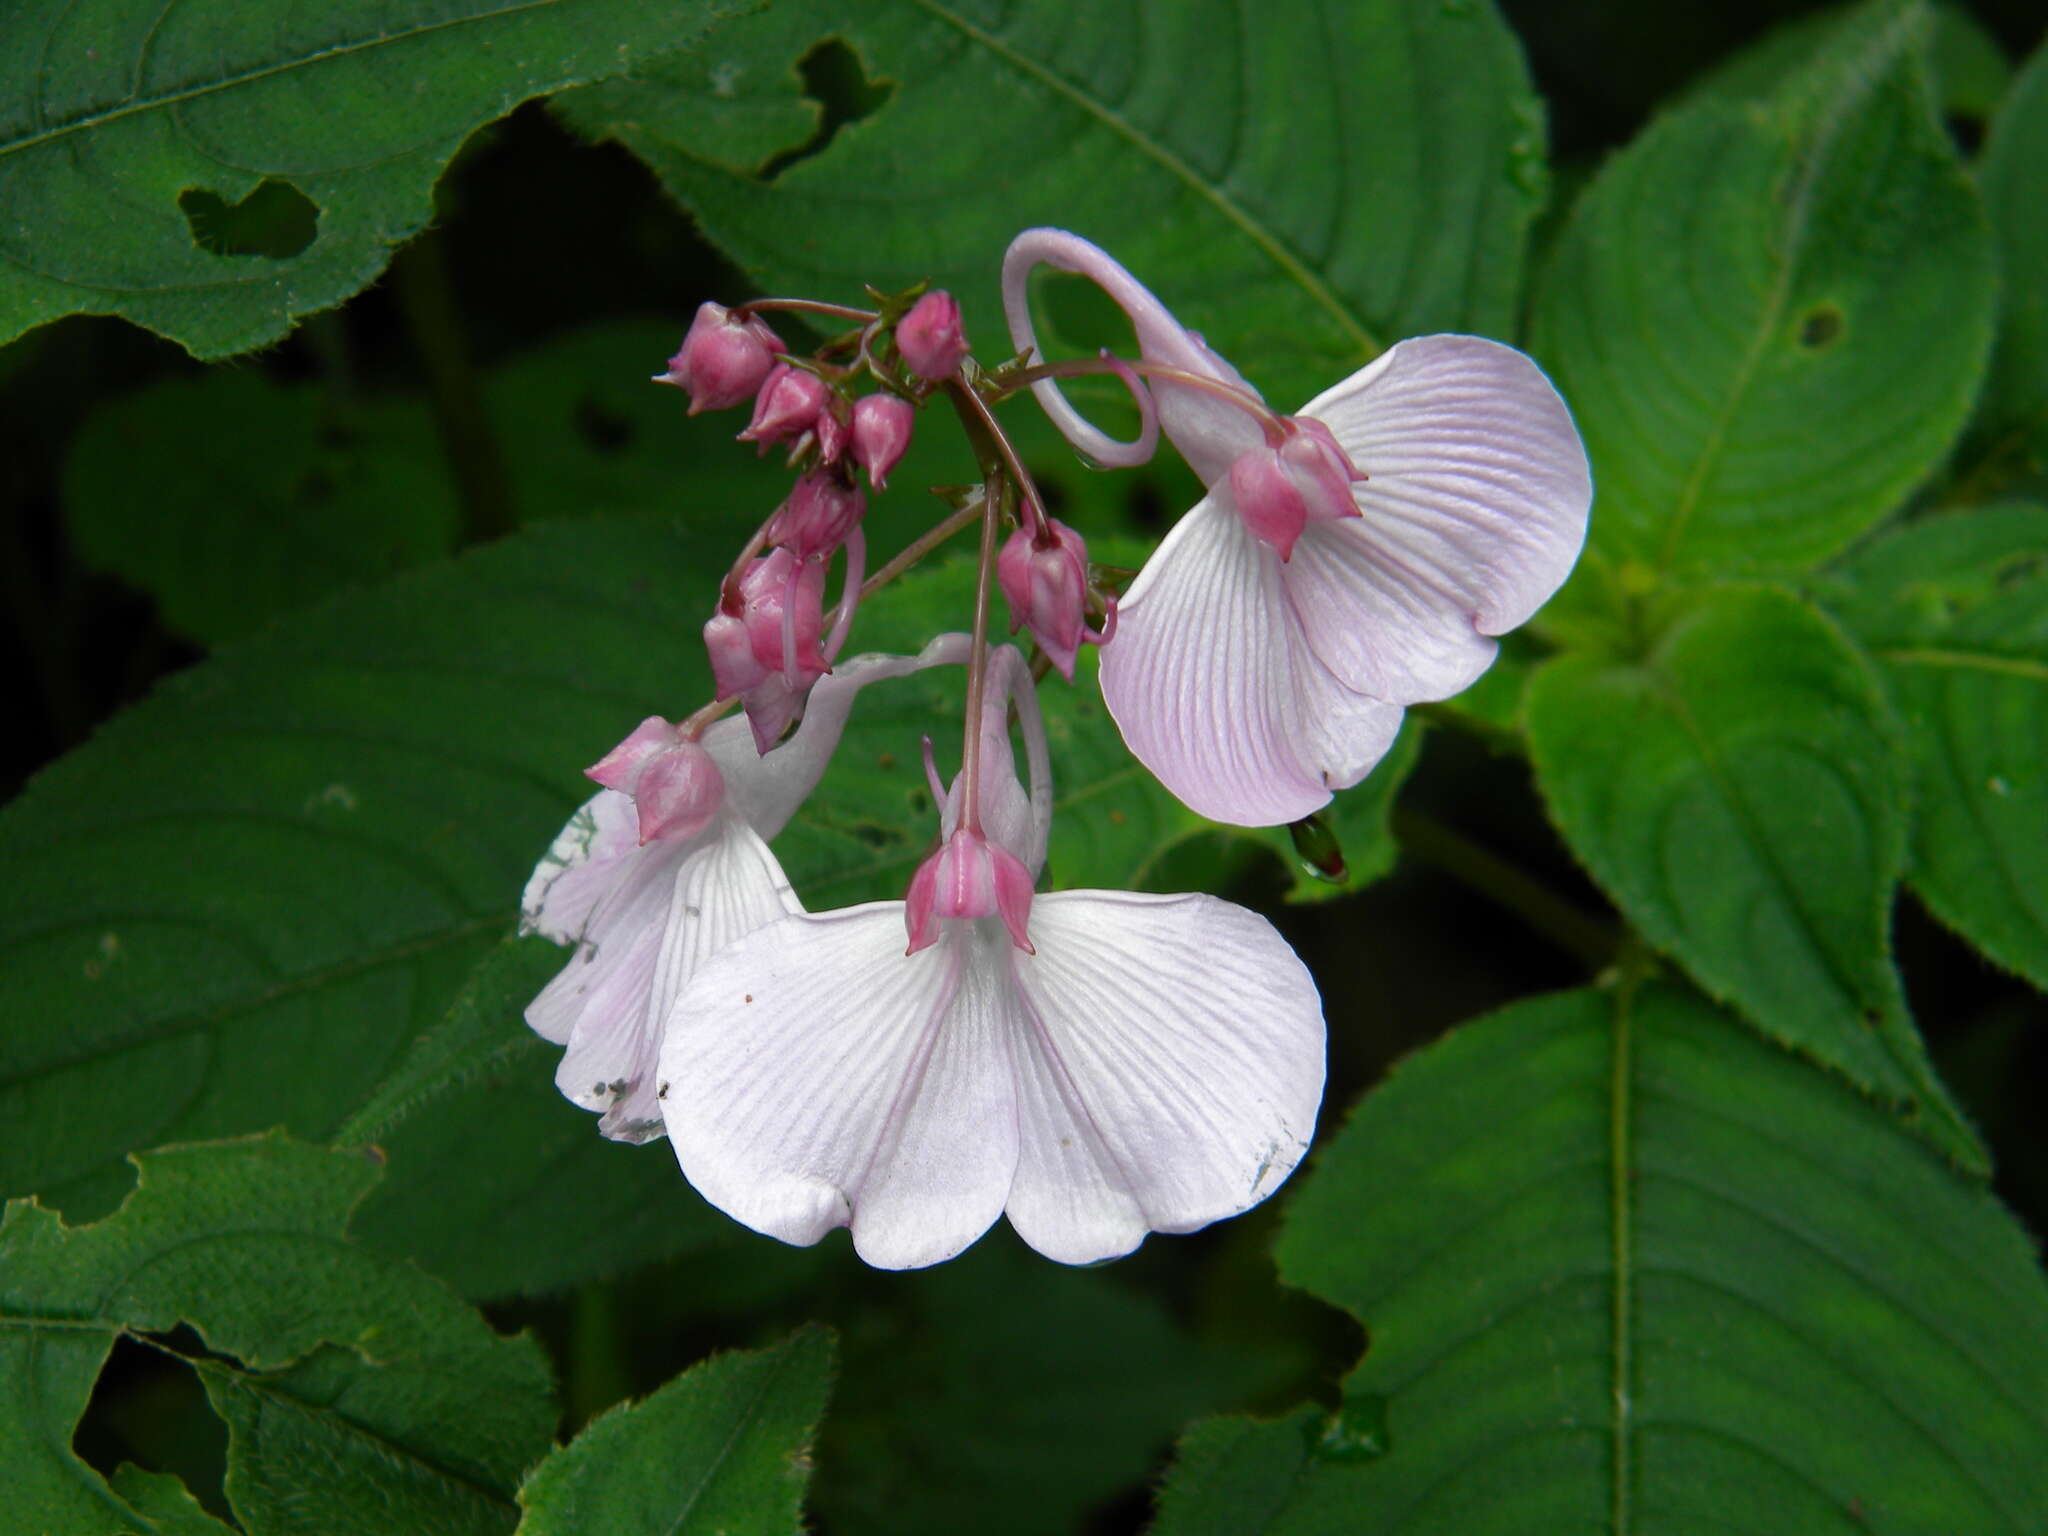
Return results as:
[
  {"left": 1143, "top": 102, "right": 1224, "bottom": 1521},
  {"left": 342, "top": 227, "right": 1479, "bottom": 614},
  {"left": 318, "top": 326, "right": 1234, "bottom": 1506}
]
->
[
  {"left": 997, "top": 519, "right": 1090, "bottom": 679},
  {"left": 767, "top": 471, "right": 866, "bottom": 560},
  {"left": 654, "top": 302, "right": 785, "bottom": 414},
  {"left": 897, "top": 291, "right": 969, "bottom": 381},
  {"left": 903, "top": 826, "right": 1036, "bottom": 954},
  {"left": 584, "top": 716, "right": 725, "bottom": 844},
  {"left": 739, "top": 548, "right": 832, "bottom": 683},
  {"left": 739, "top": 364, "right": 829, "bottom": 447},
  {"left": 815, "top": 400, "right": 850, "bottom": 464},
  {"left": 850, "top": 393, "right": 915, "bottom": 489}
]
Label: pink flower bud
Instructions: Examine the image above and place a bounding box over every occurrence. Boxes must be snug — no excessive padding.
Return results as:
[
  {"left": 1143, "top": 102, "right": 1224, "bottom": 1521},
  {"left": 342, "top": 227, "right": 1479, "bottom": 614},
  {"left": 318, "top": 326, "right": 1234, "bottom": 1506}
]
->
[
  {"left": 766, "top": 471, "right": 866, "bottom": 561},
  {"left": 704, "top": 608, "right": 767, "bottom": 700},
  {"left": 739, "top": 364, "right": 829, "bottom": 447},
  {"left": 654, "top": 302, "right": 786, "bottom": 414},
  {"left": 897, "top": 291, "right": 968, "bottom": 381},
  {"left": 997, "top": 519, "right": 1090, "bottom": 679},
  {"left": 904, "top": 826, "right": 1036, "bottom": 954},
  {"left": 739, "top": 548, "right": 832, "bottom": 682},
  {"left": 583, "top": 715, "right": 725, "bottom": 844},
  {"left": 850, "top": 393, "right": 915, "bottom": 489}
]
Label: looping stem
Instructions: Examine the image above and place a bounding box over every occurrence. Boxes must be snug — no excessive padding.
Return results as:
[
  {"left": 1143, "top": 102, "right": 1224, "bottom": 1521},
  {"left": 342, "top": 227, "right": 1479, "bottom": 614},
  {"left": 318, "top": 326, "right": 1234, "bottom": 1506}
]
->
[{"left": 1002, "top": 354, "right": 1288, "bottom": 444}]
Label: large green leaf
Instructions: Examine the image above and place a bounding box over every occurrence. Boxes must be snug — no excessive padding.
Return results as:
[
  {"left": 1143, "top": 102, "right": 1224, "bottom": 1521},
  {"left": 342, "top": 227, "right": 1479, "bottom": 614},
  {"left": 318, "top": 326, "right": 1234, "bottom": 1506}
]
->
[
  {"left": 814, "top": 1231, "right": 1265, "bottom": 1536},
  {"left": 1154, "top": 984, "right": 2048, "bottom": 1532},
  {"left": 0, "top": 0, "right": 733, "bottom": 358},
  {"left": 1531, "top": 0, "right": 1995, "bottom": 587},
  {"left": 1975, "top": 40, "right": 2048, "bottom": 478},
  {"left": 1525, "top": 584, "right": 1980, "bottom": 1168},
  {"left": 558, "top": 0, "right": 1548, "bottom": 406},
  {"left": 65, "top": 371, "right": 462, "bottom": 646},
  {"left": 1, "top": 1134, "right": 555, "bottom": 1536},
  {"left": 515, "top": 1327, "right": 833, "bottom": 1536},
  {"left": 1820, "top": 503, "right": 2048, "bottom": 994}
]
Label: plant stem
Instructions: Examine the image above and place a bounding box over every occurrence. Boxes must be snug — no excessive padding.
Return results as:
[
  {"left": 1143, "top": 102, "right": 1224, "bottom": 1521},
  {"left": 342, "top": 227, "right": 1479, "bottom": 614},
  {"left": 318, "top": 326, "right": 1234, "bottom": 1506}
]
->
[
  {"left": 1392, "top": 806, "right": 1619, "bottom": 972},
  {"left": 390, "top": 232, "right": 514, "bottom": 543}
]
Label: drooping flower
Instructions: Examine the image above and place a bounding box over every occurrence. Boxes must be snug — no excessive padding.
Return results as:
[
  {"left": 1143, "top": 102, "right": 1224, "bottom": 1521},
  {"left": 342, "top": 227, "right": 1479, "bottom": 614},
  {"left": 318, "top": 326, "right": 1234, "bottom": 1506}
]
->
[
  {"left": 522, "top": 638, "right": 963, "bottom": 1142},
  {"left": 658, "top": 644, "right": 1326, "bottom": 1269},
  {"left": 704, "top": 535, "right": 867, "bottom": 754},
  {"left": 849, "top": 392, "right": 915, "bottom": 489},
  {"left": 1002, "top": 228, "right": 1592, "bottom": 827},
  {"left": 996, "top": 517, "right": 1096, "bottom": 680}
]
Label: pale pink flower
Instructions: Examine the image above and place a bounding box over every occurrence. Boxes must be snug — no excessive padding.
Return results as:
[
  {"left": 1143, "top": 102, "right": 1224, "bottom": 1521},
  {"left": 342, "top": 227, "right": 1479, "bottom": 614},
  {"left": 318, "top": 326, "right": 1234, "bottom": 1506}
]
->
[
  {"left": 659, "top": 646, "right": 1325, "bottom": 1269},
  {"left": 1002, "top": 229, "right": 1592, "bottom": 827},
  {"left": 521, "top": 639, "right": 961, "bottom": 1142}
]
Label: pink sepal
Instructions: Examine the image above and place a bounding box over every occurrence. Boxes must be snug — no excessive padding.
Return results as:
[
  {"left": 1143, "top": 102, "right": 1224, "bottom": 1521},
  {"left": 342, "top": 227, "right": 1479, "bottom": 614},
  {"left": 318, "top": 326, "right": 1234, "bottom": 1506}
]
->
[
  {"left": 586, "top": 715, "right": 680, "bottom": 793},
  {"left": 631, "top": 742, "right": 725, "bottom": 844},
  {"left": 898, "top": 291, "right": 968, "bottom": 381},
  {"left": 850, "top": 393, "right": 915, "bottom": 489},
  {"left": 903, "top": 827, "right": 1035, "bottom": 954},
  {"left": 1227, "top": 448, "right": 1307, "bottom": 561}
]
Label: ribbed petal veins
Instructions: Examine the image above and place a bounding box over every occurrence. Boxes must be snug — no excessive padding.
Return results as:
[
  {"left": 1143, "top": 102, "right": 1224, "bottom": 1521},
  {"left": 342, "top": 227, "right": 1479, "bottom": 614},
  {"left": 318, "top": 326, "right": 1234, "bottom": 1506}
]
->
[{"left": 1098, "top": 499, "right": 1332, "bottom": 825}]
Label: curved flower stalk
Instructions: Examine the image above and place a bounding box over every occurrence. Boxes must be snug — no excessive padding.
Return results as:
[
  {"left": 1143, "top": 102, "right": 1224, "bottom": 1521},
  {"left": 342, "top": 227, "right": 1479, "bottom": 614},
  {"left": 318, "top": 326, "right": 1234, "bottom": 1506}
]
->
[
  {"left": 521, "top": 635, "right": 968, "bottom": 1142},
  {"left": 1003, "top": 229, "right": 1593, "bottom": 827},
  {"left": 659, "top": 644, "right": 1326, "bottom": 1269}
]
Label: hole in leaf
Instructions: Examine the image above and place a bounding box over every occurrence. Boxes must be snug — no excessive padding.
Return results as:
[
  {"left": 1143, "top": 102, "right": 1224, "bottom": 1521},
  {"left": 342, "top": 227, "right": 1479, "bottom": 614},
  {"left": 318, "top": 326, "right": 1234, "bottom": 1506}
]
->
[
  {"left": 74, "top": 1329, "right": 233, "bottom": 1524},
  {"left": 760, "top": 38, "right": 894, "bottom": 181},
  {"left": 573, "top": 393, "right": 635, "bottom": 454},
  {"left": 1798, "top": 304, "right": 1843, "bottom": 350},
  {"left": 180, "top": 179, "right": 319, "bottom": 259}
]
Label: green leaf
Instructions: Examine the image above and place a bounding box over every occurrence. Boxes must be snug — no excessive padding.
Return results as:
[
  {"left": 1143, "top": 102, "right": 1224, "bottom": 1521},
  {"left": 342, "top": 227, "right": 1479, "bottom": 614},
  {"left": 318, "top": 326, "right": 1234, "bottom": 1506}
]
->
[
  {"left": 515, "top": 1327, "right": 833, "bottom": 1536},
  {"left": 64, "top": 372, "right": 461, "bottom": 646},
  {"left": 1975, "top": 40, "right": 2048, "bottom": 476},
  {"left": 0, "top": 0, "right": 734, "bottom": 358},
  {"left": 558, "top": 0, "right": 1548, "bottom": 404},
  {"left": 1155, "top": 984, "right": 2048, "bottom": 1532},
  {"left": 105, "top": 1465, "right": 236, "bottom": 1536},
  {"left": 815, "top": 1232, "right": 1262, "bottom": 1536},
  {"left": 1, "top": 1134, "right": 555, "bottom": 1536},
  {"left": 1525, "top": 584, "right": 1981, "bottom": 1167},
  {"left": 1531, "top": 0, "right": 1995, "bottom": 584},
  {"left": 1820, "top": 503, "right": 2048, "bottom": 993}
]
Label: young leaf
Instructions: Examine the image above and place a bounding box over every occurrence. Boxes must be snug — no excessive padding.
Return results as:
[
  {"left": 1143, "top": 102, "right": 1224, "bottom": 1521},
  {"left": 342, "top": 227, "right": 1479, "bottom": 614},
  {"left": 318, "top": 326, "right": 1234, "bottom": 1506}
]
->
[
  {"left": 0, "top": 0, "right": 733, "bottom": 358},
  {"left": 1820, "top": 503, "right": 2048, "bottom": 993},
  {"left": 1155, "top": 985, "right": 2048, "bottom": 1532},
  {"left": 0, "top": 1134, "right": 555, "bottom": 1536},
  {"left": 1975, "top": 40, "right": 2048, "bottom": 478},
  {"left": 1525, "top": 584, "right": 1981, "bottom": 1168},
  {"left": 1531, "top": 0, "right": 1995, "bottom": 583},
  {"left": 556, "top": 0, "right": 1550, "bottom": 406},
  {"left": 515, "top": 1327, "right": 834, "bottom": 1536}
]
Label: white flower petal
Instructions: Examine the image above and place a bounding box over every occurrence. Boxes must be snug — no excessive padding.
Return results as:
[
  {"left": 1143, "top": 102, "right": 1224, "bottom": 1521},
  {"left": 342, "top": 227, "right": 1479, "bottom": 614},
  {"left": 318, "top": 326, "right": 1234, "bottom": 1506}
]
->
[
  {"left": 1004, "top": 891, "right": 1324, "bottom": 1260},
  {"left": 662, "top": 907, "right": 1019, "bottom": 1270},
  {"left": 1280, "top": 622, "right": 1408, "bottom": 795},
  {"left": 1099, "top": 499, "right": 1329, "bottom": 827},
  {"left": 518, "top": 790, "right": 640, "bottom": 947},
  {"left": 553, "top": 816, "right": 799, "bottom": 1144},
  {"left": 1291, "top": 334, "right": 1591, "bottom": 700}
]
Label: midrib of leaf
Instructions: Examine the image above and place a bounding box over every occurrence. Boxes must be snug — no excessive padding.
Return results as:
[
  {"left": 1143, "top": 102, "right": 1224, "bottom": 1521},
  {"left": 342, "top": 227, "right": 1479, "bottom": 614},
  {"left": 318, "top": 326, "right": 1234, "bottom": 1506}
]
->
[
  {"left": 1655, "top": 11, "right": 1911, "bottom": 570},
  {"left": 1882, "top": 646, "right": 2048, "bottom": 683},
  {"left": 3, "top": 0, "right": 560, "bottom": 161},
  {"left": 660, "top": 1339, "right": 807, "bottom": 1535},
  {"left": 900, "top": 0, "right": 1383, "bottom": 359},
  {"left": 1607, "top": 983, "right": 1636, "bottom": 1536},
  {"left": 0, "top": 913, "right": 505, "bottom": 1091}
]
